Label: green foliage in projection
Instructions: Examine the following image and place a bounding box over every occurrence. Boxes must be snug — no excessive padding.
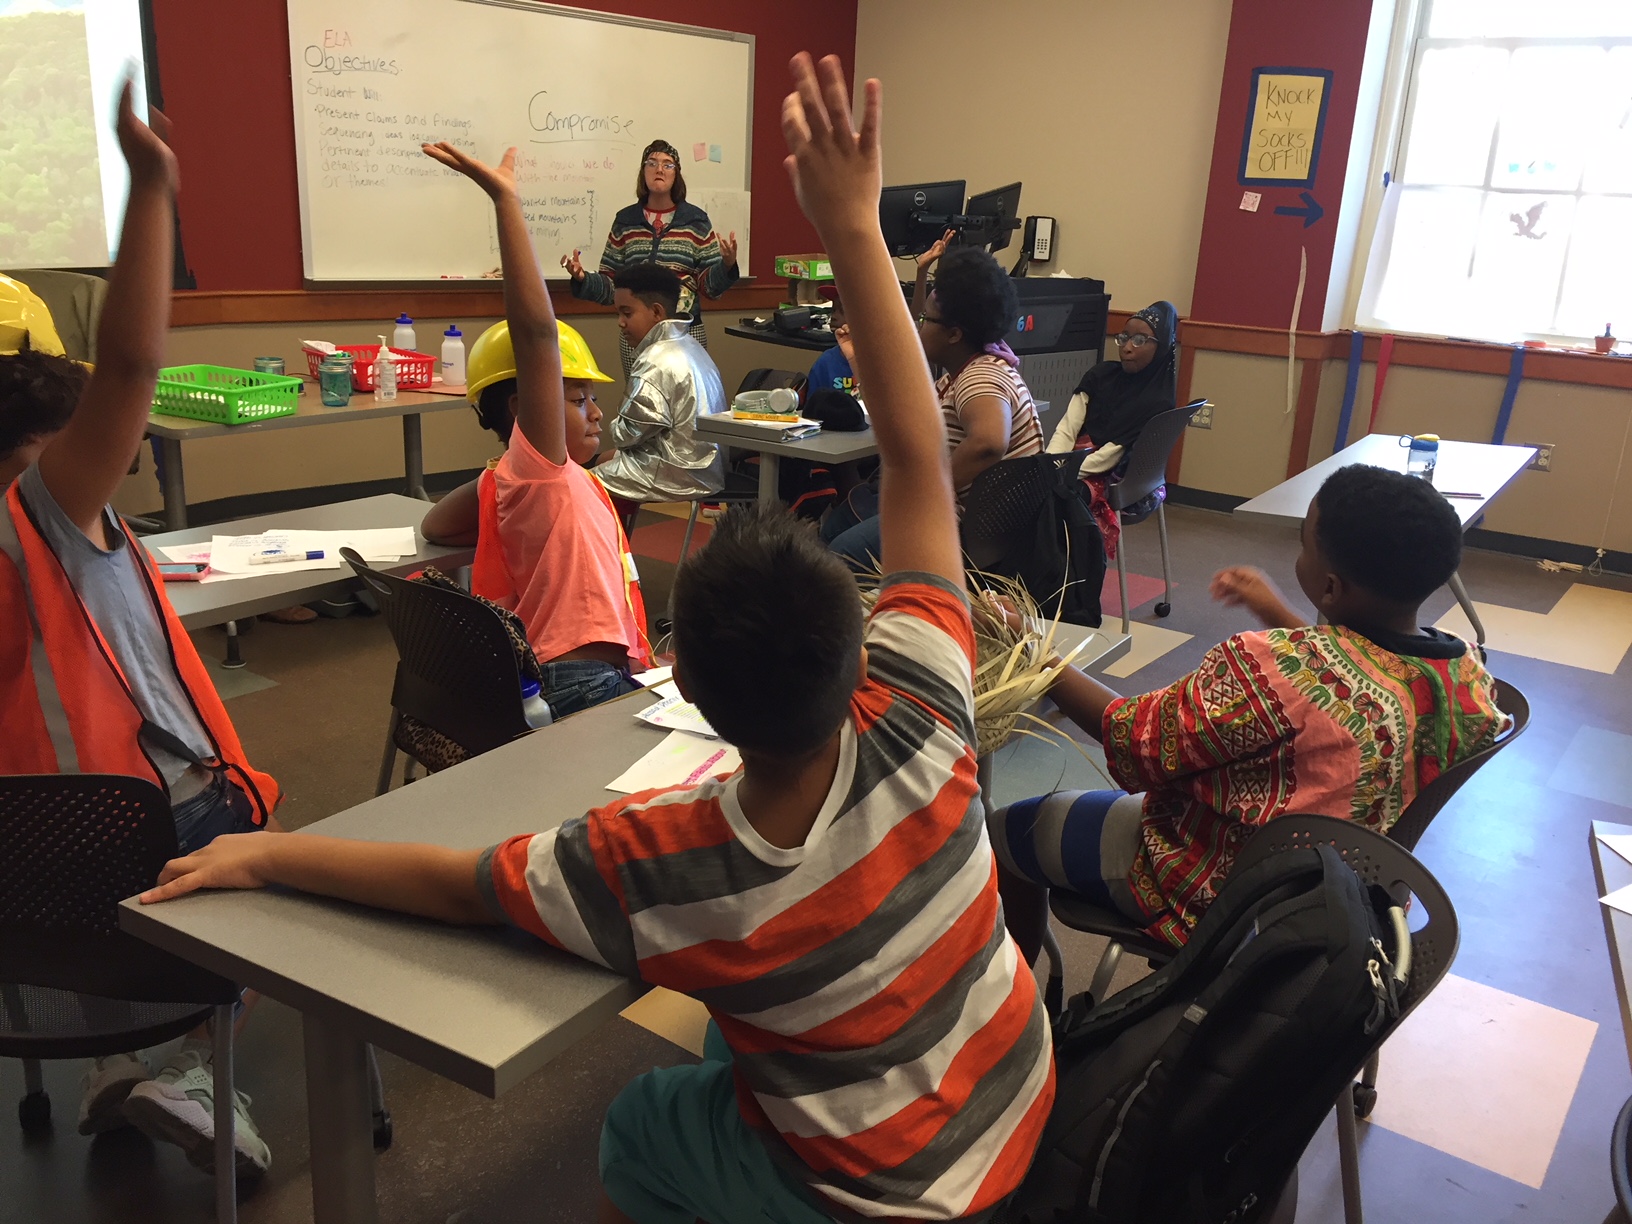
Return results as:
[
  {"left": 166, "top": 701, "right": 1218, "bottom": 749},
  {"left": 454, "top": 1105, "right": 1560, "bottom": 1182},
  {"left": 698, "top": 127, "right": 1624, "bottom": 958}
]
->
[{"left": 0, "top": 10, "right": 106, "bottom": 266}]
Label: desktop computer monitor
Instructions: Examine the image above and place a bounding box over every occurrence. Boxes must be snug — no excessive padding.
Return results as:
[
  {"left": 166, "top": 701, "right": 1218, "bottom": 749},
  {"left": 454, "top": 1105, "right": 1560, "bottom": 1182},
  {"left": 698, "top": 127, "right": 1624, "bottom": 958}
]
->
[
  {"left": 878, "top": 180, "right": 966, "bottom": 259},
  {"left": 962, "top": 182, "right": 1023, "bottom": 254}
]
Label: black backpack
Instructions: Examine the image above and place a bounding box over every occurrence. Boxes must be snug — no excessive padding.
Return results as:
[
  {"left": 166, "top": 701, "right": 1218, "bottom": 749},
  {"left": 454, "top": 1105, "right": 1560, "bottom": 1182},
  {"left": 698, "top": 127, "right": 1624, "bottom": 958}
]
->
[
  {"left": 962, "top": 453, "right": 1107, "bottom": 627},
  {"left": 1008, "top": 843, "right": 1405, "bottom": 1224}
]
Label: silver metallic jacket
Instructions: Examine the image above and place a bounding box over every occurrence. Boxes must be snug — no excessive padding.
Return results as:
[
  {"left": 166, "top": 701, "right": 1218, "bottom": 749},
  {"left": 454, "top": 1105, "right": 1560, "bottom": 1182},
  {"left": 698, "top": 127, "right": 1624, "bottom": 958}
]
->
[{"left": 595, "top": 319, "right": 727, "bottom": 502}]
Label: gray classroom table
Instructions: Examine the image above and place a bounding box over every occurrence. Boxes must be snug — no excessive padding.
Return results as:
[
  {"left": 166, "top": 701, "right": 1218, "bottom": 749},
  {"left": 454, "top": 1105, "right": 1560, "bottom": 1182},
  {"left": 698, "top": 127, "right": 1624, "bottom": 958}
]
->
[
  {"left": 145, "top": 388, "right": 472, "bottom": 531},
  {"left": 696, "top": 414, "right": 880, "bottom": 506},
  {"left": 1590, "top": 822, "right": 1632, "bottom": 1074},
  {"left": 1234, "top": 434, "right": 1536, "bottom": 646},
  {"left": 119, "top": 621, "right": 1126, "bottom": 1224}
]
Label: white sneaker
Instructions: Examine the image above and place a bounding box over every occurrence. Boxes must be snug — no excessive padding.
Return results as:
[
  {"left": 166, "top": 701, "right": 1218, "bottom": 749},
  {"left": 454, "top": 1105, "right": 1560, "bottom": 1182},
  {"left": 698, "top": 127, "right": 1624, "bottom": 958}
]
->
[
  {"left": 122, "top": 1042, "right": 271, "bottom": 1179},
  {"left": 78, "top": 1052, "right": 151, "bottom": 1135}
]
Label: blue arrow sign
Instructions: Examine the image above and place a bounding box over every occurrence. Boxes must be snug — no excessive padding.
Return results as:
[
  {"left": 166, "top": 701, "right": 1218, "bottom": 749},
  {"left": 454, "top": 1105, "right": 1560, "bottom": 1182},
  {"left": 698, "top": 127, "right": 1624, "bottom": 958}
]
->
[{"left": 1274, "top": 191, "right": 1325, "bottom": 228}]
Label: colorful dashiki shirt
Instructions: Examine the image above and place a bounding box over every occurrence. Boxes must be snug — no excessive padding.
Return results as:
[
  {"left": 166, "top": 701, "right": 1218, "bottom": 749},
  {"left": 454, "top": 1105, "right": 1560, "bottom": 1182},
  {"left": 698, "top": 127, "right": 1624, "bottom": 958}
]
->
[{"left": 1103, "top": 623, "right": 1508, "bottom": 946}]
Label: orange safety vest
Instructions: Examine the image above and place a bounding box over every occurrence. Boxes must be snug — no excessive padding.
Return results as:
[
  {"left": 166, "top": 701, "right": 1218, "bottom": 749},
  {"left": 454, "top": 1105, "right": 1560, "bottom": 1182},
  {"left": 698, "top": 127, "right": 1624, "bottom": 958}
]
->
[
  {"left": 0, "top": 483, "right": 281, "bottom": 823},
  {"left": 472, "top": 462, "right": 654, "bottom": 670}
]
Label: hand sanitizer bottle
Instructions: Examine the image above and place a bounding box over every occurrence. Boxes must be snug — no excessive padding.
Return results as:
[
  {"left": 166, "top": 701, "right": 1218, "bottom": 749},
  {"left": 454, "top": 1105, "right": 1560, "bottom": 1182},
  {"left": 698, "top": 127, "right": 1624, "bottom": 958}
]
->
[{"left": 374, "top": 336, "right": 398, "bottom": 402}]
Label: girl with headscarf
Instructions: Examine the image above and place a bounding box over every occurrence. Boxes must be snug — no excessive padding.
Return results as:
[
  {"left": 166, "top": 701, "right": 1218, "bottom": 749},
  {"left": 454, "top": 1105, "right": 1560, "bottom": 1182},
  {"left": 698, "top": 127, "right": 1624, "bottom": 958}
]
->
[
  {"left": 1047, "top": 301, "right": 1179, "bottom": 558},
  {"left": 562, "top": 138, "right": 740, "bottom": 374}
]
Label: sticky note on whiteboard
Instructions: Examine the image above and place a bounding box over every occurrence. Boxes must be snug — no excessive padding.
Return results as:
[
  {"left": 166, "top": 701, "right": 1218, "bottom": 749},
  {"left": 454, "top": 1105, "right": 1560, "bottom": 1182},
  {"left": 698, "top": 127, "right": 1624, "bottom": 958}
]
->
[
  {"left": 708, "top": 144, "right": 723, "bottom": 163},
  {"left": 692, "top": 141, "right": 708, "bottom": 162}
]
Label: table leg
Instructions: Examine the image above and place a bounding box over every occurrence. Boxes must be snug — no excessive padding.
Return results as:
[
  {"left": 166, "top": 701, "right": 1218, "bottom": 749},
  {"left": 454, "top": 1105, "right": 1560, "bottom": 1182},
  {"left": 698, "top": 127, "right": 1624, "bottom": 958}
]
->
[
  {"left": 1447, "top": 571, "right": 1485, "bottom": 647},
  {"left": 403, "top": 414, "right": 429, "bottom": 501},
  {"left": 158, "top": 437, "right": 187, "bottom": 530},
  {"left": 222, "top": 620, "right": 246, "bottom": 670},
  {"left": 758, "top": 453, "right": 781, "bottom": 507},
  {"left": 303, "top": 1014, "right": 379, "bottom": 1224}
]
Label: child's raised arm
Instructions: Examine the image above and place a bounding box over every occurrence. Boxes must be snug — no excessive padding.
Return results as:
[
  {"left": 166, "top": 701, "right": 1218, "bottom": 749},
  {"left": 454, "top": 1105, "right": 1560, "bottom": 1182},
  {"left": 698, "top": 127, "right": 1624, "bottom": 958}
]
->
[
  {"left": 37, "top": 81, "right": 176, "bottom": 540},
  {"left": 424, "top": 142, "right": 567, "bottom": 464},
  {"left": 781, "top": 54, "right": 962, "bottom": 588}
]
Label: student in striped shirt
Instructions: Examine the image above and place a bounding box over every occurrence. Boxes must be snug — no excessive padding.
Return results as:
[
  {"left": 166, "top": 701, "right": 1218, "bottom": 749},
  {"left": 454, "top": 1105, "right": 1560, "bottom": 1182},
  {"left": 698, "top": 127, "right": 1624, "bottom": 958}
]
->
[{"left": 141, "top": 52, "right": 1055, "bottom": 1224}]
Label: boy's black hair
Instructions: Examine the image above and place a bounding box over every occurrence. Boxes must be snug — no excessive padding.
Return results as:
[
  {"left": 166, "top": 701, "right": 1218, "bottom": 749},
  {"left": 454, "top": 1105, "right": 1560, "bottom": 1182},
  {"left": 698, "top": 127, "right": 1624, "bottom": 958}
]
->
[
  {"left": 0, "top": 349, "right": 87, "bottom": 460},
  {"left": 1313, "top": 464, "right": 1463, "bottom": 605},
  {"left": 931, "top": 247, "right": 1019, "bottom": 347},
  {"left": 613, "top": 263, "right": 682, "bottom": 318},
  {"left": 475, "top": 378, "right": 516, "bottom": 444},
  {"left": 673, "top": 504, "right": 864, "bottom": 756}
]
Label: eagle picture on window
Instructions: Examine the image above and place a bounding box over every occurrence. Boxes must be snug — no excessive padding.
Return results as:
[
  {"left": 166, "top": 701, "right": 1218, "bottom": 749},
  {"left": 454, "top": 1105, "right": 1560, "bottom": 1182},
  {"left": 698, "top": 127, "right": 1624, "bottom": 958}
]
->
[{"left": 1510, "top": 201, "right": 1547, "bottom": 240}]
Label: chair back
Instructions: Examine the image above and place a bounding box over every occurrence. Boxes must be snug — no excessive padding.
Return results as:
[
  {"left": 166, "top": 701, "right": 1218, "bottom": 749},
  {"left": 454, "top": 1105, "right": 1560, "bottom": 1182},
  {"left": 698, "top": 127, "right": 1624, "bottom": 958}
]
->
[
  {"left": 342, "top": 549, "right": 533, "bottom": 759},
  {"left": 1387, "top": 678, "right": 1530, "bottom": 852},
  {"left": 961, "top": 451, "right": 1089, "bottom": 572},
  {"left": 1107, "top": 399, "right": 1206, "bottom": 512},
  {"left": 1232, "top": 814, "right": 1458, "bottom": 1021},
  {"left": 0, "top": 773, "right": 237, "bottom": 1005}
]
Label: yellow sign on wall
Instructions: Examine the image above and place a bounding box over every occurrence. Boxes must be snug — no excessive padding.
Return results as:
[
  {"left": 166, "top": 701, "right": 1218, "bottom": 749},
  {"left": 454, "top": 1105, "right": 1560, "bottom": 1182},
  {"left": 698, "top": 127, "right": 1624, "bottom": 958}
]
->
[{"left": 1238, "top": 68, "right": 1333, "bottom": 187}]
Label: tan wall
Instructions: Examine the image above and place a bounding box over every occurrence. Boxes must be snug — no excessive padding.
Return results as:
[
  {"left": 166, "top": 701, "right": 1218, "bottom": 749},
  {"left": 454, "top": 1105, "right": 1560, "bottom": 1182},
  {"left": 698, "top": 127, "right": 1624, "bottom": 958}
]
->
[
  {"left": 854, "top": 0, "right": 1232, "bottom": 313},
  {"left": 1176, "top": 352, "right": 1632, "bottom": 555},
  {"left": 113, "top": 310, "right": 816, "bottom": 518}
]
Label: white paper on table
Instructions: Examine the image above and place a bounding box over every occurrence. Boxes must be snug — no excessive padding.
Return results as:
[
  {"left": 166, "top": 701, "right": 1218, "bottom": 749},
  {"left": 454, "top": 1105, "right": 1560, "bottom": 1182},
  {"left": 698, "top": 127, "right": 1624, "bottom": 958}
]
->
[
  {"left": 635, "top": 691, "right": 718, "bottom": 738},
  {"left": 205, "top": 528, "right": 418, "bottom": 575},
  {"left": 632, "top": 664, "right": 674, "bottom": 688},
  {"left": 1603, "top": 882, "right": 1632, "bottom": 918},
  {"left": 1599, "top": 833, "right": 1632, "bottom": 868},
  {"left": 607, "top": 730, "right": 740, "bottom": 794}
]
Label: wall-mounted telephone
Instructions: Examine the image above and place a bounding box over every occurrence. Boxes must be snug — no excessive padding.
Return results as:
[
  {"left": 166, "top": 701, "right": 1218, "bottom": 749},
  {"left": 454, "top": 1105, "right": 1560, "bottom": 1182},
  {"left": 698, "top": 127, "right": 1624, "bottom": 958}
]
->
[{"left": 1023, "top": 216, "right": 1055, "bottom": 262}]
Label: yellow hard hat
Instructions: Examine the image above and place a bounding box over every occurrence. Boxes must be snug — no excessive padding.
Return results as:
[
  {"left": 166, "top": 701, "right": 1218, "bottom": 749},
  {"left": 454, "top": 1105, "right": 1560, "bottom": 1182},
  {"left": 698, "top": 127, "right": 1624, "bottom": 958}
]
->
[
  {"left": 465, "top": 318, "right": 613, "bottom": 404},
  {"left": 0, "top": 274, "right": 66, "bottom": 358}
]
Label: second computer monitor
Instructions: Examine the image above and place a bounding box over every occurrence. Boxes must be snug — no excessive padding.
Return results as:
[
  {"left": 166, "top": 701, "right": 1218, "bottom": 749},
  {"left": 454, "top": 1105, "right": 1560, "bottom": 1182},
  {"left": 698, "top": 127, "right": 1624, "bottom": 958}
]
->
[
  {"left": 962, "top": 182, "right": 1023, "bottom": 254},
  {"left": 878, "top": 180, "right": 966, "bottom": 259}
]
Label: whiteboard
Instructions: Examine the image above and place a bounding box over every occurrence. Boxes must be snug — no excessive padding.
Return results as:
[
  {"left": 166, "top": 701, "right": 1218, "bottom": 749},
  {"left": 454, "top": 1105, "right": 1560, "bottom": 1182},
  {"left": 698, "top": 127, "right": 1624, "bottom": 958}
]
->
[{"left": 286, "top": 0, "right": 753, "bottom": 282}]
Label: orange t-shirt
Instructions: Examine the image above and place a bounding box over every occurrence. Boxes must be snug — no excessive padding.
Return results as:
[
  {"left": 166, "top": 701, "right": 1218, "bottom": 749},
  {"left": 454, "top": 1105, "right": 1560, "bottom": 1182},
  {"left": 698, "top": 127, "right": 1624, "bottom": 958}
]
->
[{"left": 482, "top": 428, "right": 647, "bottom": 669}]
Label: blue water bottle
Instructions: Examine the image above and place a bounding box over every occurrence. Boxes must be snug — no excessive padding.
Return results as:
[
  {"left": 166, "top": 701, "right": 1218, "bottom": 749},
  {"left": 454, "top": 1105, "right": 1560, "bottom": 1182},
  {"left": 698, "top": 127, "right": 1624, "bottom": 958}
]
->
[{"left": 1400, "top": 433, "right": 1439, "bottom": 480}]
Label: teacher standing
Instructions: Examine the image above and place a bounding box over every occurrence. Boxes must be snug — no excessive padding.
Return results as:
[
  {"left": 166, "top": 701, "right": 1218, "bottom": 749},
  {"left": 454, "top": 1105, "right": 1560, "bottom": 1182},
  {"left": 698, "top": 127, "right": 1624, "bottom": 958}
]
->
[{"left": 562, "top": 138, "right": 739, "bottom": 375}]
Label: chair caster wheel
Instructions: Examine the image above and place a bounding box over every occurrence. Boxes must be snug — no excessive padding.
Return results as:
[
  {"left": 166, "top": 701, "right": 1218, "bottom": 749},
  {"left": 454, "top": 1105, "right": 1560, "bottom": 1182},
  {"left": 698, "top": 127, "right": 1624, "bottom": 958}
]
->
[
  {"left": 1352, "top": 1085, "right": 1377, "bottom": 1118},
  {"left": 19, "top": 1090, "right": 51, "bottom": 1133},
  {"left": 1154, "top": 602, "right": 1171, "bottom": 618},
  {"left": 373, "top": 1108, "right": 394, "bottom": 1151}
]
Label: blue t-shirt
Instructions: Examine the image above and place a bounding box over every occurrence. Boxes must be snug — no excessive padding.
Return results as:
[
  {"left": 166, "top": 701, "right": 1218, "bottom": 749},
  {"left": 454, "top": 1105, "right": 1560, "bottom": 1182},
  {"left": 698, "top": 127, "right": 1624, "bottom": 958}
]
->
[{"left": 805, "top": 345, "right": 855, "bottom": 398}]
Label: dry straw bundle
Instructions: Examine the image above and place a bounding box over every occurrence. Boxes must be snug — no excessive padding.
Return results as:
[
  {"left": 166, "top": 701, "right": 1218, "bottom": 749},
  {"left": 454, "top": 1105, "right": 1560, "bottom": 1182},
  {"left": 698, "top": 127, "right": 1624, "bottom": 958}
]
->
[{"left": 859, "top": 571, "right": 1094, "bottom": 758}]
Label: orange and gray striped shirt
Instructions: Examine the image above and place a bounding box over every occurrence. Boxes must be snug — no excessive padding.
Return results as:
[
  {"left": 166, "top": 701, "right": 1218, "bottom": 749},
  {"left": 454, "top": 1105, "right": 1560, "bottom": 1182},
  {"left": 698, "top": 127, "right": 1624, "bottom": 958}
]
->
[{"left": 479, "top": 573, "right": 1055, "bottom": 1220}]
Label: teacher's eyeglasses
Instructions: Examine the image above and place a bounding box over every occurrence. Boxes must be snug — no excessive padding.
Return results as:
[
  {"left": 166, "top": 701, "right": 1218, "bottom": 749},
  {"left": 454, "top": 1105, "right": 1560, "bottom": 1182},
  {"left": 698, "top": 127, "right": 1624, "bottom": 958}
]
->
[
  {"left": 1112, "top": 332, "right": 1156, "bottom": 350},
  {"left": 644, "top": 158, "right": 677, "bottom": 171}
]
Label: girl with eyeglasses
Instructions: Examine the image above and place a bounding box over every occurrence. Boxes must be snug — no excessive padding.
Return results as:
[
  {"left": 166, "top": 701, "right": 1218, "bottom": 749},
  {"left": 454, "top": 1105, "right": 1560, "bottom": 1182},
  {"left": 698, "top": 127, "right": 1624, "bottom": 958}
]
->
[
  {"left": 562, "top": 138, "right": 741, "bottom": 374},
  {"left": 1046, "top": 301, "right": 1180, "bottom": 560}
]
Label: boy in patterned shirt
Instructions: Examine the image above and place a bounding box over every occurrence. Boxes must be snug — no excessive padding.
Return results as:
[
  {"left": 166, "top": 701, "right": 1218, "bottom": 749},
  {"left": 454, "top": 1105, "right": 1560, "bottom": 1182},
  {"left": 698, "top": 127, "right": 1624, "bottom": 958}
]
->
[
  {"left": 990, "top": 463, "right": 1509, "bottom": 957},
  {"left": 142, "top": 53, "right": 1054, "bottom": 1224}
]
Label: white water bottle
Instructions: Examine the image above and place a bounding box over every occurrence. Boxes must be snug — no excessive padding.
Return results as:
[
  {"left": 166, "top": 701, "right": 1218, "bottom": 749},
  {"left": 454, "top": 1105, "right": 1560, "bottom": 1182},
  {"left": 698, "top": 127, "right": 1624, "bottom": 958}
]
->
[
  {"left": 520, "top": 678, "right": 553, "bottom": 728},
  {"left": 441, "top": 325, "right": 466, "bottom": 387},
  {"left": 392, "top": 313, "right": 417, "bottom": 352},
  {"left": 374, "top": 336, "right": 398, "bottom": 402}
]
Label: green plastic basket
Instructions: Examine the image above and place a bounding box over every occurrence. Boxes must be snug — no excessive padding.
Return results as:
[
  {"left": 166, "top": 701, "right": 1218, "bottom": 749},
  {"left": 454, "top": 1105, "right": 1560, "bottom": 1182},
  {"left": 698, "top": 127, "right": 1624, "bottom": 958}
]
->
[{"left": 151, "top": 364, "right": 302, "bottom": 425}]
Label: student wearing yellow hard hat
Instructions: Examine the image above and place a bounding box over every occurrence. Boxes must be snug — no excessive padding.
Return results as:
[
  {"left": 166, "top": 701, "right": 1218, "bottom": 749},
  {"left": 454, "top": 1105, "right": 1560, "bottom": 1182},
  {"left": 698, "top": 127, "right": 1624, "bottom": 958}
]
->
[
  {"left": 420, "top": 142, "right": 652, "bottom": 717},
  {"left": 0, "top": 274, "right": 87, "bottom": 486}
]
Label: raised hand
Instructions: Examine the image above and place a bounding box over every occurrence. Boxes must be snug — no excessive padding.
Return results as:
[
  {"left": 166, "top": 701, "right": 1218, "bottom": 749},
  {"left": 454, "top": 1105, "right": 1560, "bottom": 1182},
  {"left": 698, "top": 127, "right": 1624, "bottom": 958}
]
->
[
  {"left": 718, "top": 230, "right": 739, "bottom": 269},
  {"left": 114, "top": 78, "right": 177, "bottom": 194},
  {"left": 1211, "top": 565, "right": 1299, "bottom": 628},
  {"left": 917, "top": 228, "right": 956, "bottom": 270},
  {"left": 561, "top": 248, "right": 585, "bottom": 280},
  {"left": 780, "top": 53, "right": 881, "bottom": 243},
  {"left": 423, "top": 141, "right": 518, "bottom": 199},
  {"left": 834, "top": 322, "right": 855, "bottom": 365}
]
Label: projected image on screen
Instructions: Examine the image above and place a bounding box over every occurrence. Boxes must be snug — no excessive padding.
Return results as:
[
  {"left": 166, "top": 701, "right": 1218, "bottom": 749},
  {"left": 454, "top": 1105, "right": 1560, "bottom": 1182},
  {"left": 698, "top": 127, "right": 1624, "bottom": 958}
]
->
[{"left": 0, "top": 0, "right": 148, "bottom": 269}]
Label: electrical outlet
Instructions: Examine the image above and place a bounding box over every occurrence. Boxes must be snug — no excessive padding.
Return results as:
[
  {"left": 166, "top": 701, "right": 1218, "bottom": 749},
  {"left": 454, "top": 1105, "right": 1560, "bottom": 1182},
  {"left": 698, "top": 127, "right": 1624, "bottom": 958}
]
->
[
  {"left": 1527, "top": 443, "right": 1554, "bottom": 472},
  {"left": 1189, "top": 403, "right": 1214, "bottom": 429}
]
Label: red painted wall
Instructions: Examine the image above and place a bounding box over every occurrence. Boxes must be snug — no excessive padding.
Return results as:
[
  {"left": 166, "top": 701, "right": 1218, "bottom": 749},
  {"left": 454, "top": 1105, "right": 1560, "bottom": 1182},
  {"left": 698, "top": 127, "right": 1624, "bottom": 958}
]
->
[
  {"left": 1188, "top": 0, "right": 1374, "bottom": 330},
  {"left": 147, "top": 0, "right": 857, "bottom": 290}
]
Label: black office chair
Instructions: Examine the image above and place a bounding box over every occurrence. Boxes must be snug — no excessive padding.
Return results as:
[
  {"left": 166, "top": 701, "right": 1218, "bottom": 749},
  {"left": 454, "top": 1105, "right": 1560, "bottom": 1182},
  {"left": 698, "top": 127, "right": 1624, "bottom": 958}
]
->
[
  {"left": 1050, "top": 677, "right": 1526, "bottom": 1019},
  {"left": 341, "top": 549, "right": 537, "bottom": 793},
  {"left": 961, "top": 450, "right": 1103, "bottom": 625},
  {"left": 1106, "top": 399, "right": 1207, "bottom": 632},
  {"left": 0, "top": 774, "right": 245, "bottom": 1223},
  {"left": 1608, "top": 1093, "right": 1632, "bottom": 1224}
]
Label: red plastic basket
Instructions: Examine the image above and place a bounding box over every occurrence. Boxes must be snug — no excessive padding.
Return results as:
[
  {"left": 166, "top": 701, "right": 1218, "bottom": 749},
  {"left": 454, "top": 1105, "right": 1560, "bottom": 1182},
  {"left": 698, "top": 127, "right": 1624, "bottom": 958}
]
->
[{"left": 304, "top": 346, "right": 435, "bottom": 391}]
